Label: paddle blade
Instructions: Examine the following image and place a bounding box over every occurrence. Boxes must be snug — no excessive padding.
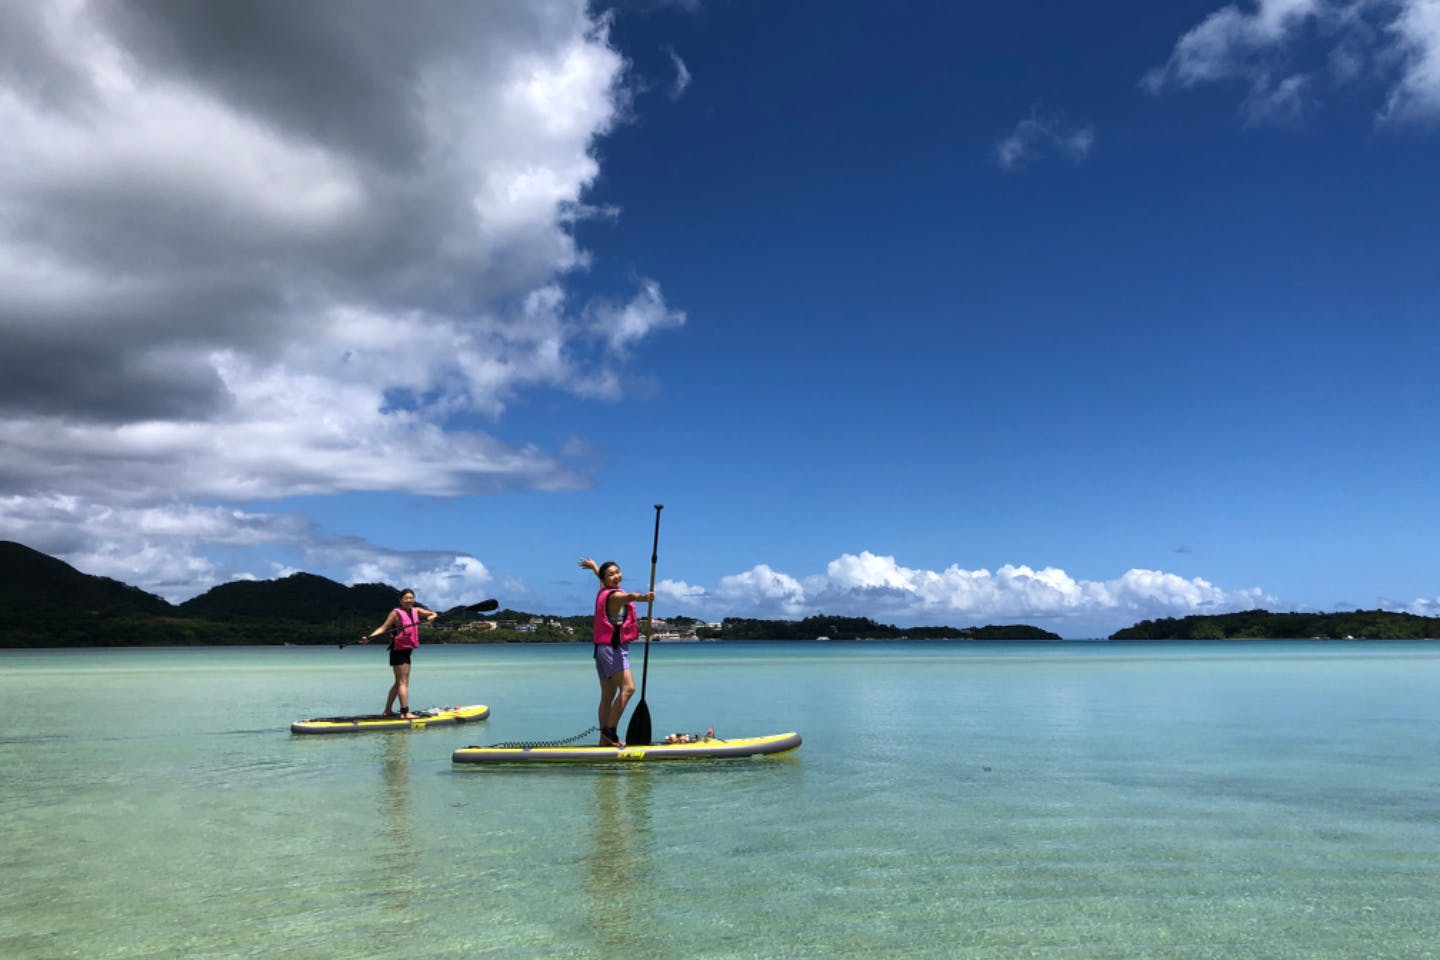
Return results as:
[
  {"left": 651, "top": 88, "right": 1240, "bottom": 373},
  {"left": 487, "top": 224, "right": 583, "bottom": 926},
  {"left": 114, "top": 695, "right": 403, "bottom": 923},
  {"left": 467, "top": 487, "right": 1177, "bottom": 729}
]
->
[
  {"left": 625, "top": 699, "right": 652, "bottom": 747},
  {"left": 467, "top": 599, "right": 499, "bottom": 612}
]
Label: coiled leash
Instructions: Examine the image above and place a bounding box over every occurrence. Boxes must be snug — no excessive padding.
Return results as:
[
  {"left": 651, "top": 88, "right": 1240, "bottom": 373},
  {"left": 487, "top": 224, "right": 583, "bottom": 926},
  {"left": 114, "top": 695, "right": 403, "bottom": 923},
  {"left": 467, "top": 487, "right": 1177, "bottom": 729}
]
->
[{"left": 476, "top": 725, "right": 599, "bottom": 750}]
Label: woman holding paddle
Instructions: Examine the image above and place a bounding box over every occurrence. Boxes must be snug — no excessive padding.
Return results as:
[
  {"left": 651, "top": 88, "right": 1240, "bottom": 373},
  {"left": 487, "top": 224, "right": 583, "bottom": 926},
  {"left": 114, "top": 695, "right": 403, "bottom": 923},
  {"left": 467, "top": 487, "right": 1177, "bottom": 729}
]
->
[
  {"left": 579, "top": 557, "right": 654, "bottom": 747},
  {"left": 359, "top": 588, "right": 437, "bottom": 719}
]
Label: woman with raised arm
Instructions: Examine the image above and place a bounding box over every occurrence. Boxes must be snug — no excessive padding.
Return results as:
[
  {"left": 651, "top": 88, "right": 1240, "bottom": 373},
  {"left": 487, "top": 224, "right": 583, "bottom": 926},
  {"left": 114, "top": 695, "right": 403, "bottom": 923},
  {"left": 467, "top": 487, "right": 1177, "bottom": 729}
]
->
[
  {"left": 359, "top": 587, "right": 438, "bottom": 719},
  {"left": 579, "top": 557, "right": 654, "bottom": 747}
]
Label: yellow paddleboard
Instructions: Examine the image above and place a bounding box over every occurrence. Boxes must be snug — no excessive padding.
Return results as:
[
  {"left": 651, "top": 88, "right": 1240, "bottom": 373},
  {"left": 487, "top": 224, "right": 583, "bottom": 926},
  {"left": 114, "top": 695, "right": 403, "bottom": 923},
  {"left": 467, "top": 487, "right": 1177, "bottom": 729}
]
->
[
  {"left": 452, "top": 731, "right": 801, "bottom": 764},
  {"left": 291, "top": 704, "right": 490, "bottom": 735}
]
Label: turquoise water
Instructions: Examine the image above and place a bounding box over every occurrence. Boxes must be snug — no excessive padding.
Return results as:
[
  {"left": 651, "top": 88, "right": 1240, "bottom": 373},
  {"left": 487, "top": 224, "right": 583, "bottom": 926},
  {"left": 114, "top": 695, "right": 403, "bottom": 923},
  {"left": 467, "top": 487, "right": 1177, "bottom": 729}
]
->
[{"left": 2, "top": 640, "right": 1439, "bottom": 959}]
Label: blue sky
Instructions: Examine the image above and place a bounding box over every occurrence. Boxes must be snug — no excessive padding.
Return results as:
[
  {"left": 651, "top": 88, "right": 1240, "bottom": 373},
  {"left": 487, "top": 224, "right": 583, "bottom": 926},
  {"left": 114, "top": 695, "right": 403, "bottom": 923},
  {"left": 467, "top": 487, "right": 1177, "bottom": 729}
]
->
[{"left": 0, "top": 1, "right": 1436, "bottom": 637}]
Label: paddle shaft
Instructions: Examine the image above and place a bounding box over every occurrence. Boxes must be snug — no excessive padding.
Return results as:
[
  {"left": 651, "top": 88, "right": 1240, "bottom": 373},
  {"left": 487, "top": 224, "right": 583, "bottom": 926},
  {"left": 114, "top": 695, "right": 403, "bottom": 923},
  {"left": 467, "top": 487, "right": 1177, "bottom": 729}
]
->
[
  {"left": 638, "top": 505, "right": 662, "bottom": 697},
  {"left": 625, "top": 505, "right": 662, "bottom": 746}
]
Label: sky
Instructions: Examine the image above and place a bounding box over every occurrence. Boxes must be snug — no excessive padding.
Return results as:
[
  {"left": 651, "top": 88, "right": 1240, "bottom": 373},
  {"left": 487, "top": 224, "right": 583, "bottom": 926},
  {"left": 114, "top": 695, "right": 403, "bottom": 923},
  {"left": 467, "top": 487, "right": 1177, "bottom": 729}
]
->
[{"left": 0, "top": 0, "right": 1436, "bottom": 638}]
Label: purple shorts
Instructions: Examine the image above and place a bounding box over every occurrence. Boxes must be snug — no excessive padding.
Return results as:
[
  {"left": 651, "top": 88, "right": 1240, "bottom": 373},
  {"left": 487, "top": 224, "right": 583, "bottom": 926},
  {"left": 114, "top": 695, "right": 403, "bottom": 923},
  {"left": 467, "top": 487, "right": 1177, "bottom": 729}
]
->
[{"left": 594, "top": 644, "right": 629, "bottom": 679}]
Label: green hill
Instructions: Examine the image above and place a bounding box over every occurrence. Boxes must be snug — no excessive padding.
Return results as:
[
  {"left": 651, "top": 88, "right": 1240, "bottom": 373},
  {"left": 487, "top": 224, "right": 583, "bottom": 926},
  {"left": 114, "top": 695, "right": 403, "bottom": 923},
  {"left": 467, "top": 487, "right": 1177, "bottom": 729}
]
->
[
  {"left": 0, "top": 541, "right": 524, "bottom": 646},
  {"left": 179, "top": 572, "right": 399, "bottom": 624},
  {"left": 0, "top": 542, "right": 412, "bottom": 647},
  {"left": 0, "top": 540, "right": 172, "bottom": 618},
  {"left": 0, "top": 540, "right": 188, "bottom": 645}
]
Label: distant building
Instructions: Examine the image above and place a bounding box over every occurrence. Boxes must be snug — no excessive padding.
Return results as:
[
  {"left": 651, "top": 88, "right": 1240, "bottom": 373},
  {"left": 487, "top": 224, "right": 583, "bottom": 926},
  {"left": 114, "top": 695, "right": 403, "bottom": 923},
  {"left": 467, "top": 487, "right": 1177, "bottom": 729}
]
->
[{"left": 648, "top": 617, "right": 698, "bottom": 640}]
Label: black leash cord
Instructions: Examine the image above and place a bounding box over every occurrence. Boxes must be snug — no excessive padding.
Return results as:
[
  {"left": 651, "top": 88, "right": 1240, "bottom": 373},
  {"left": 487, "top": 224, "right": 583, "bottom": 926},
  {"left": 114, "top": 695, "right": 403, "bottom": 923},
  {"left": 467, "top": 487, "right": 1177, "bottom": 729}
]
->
[{"left": 481, "top": 725, "right": 599, "bottom": 750}]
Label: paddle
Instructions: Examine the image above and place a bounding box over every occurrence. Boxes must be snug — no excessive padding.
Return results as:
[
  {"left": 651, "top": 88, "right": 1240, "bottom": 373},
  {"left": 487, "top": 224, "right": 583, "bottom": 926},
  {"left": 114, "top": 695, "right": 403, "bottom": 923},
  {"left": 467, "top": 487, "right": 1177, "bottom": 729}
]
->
[
  {"left": 340, "top": 598, "right": 499, "bottom": 648},
  {"left": 624, "top": 504, "right": 663, "bottom": 747}
]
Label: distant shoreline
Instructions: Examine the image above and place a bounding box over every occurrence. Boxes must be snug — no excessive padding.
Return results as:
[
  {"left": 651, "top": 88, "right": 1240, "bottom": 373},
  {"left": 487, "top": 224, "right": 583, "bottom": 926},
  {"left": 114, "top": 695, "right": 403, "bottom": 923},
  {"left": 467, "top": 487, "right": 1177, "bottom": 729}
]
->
[
  {"left": 4, "top": 543, "right": 1438, "bottom": 647},
  {"left": 6, "top": 636, "right": 1440, "bottom": 652}
]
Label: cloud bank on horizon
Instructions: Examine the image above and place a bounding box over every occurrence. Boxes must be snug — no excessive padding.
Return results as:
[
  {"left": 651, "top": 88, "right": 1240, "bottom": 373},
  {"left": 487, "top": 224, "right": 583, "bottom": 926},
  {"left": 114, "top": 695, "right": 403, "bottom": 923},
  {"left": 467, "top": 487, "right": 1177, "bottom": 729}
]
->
[
  {"left": 661, "top": 552, "right": 1280, "bottom": 636},
  {"left": 0, "top": 1, "right": 1435, "bottom": 634}
]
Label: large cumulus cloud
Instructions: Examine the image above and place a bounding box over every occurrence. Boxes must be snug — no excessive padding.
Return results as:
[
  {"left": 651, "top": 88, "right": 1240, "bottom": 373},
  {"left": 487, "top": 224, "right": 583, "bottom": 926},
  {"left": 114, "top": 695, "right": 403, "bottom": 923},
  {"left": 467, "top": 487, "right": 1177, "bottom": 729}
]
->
[
  {"left": 0, "top": 1, "right": 682, "bottom": 598},
  {"left": 0, "top": 0, "right": 685, "bottom": 493}
]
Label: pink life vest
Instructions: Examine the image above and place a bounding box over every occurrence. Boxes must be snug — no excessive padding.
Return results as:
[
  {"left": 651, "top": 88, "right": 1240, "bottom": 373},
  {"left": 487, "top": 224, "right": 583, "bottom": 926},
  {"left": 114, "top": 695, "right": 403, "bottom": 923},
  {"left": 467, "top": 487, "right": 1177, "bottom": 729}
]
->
[
  {"left": 592, "top": 588, "right": 638, "bottom": 646},
  {"left": 390, "top": 606, "right": 421, "bottom": 650}
]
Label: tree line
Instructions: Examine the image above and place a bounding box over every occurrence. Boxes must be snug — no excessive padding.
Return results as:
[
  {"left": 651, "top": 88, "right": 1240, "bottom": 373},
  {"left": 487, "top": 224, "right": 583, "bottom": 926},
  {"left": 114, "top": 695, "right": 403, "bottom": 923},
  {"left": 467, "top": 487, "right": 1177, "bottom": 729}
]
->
[
  {"left": 1110, "top": 609, "right": 1440, "bottom": 640},
  {"left": 707, "top": 615, "right": 1060, "bottom": 641}
]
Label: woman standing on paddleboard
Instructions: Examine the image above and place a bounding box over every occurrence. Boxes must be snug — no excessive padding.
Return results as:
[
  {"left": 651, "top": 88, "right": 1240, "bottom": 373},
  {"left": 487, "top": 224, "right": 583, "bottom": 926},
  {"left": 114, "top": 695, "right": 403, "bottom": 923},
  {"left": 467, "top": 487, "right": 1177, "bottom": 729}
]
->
[
  {"left": 579, "top": 557, "right": 653, "bottom": 747},
  {"left": 359, "top": 588, "right": 437, "bottom": 719}
]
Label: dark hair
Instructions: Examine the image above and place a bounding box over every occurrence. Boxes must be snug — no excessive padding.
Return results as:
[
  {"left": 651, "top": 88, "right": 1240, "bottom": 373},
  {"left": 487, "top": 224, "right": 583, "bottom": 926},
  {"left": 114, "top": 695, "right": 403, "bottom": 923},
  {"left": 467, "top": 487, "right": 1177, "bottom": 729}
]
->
[
  {"left": 597, "top": 561, "right": 619, "bottom": 579},
  {"left": 398, "top": 588, "right": 416, "bottom": 600}
]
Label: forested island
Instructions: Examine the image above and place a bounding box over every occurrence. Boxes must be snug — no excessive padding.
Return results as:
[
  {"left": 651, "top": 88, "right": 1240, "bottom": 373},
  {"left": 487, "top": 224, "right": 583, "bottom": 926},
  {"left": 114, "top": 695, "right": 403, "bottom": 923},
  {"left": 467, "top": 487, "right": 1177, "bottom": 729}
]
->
[
  {"left": 2, "top": 540, "right": 1436, "bottom": 647},
  {"left": 1111, "top": 609, "right": 1440, "bottom": 640}
]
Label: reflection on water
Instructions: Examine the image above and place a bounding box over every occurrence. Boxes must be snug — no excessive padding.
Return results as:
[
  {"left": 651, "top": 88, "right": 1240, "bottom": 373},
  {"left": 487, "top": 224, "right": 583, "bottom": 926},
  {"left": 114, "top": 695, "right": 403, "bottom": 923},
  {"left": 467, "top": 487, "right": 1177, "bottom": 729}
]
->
[
  {"left": 375, "top": 734, "right": 416, "bottom": 926},
  {"left": 583, "top": 770, "right": 655, "bottom": 948}
]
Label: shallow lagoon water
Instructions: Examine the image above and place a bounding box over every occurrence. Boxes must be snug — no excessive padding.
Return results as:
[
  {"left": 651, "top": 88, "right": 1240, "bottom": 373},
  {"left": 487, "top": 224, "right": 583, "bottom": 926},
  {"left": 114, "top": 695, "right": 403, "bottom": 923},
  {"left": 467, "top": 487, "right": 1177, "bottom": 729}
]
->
[{"left": 2, "top": 640, "right": 1438, "bottom": 959}]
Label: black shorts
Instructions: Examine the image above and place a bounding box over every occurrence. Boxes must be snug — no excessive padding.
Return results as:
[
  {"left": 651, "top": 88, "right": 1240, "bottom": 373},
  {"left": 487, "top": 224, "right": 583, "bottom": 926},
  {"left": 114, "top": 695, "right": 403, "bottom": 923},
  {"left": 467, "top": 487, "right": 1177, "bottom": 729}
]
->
[{"left": 388, "top": 646, "right": 413, "bottom": 667}]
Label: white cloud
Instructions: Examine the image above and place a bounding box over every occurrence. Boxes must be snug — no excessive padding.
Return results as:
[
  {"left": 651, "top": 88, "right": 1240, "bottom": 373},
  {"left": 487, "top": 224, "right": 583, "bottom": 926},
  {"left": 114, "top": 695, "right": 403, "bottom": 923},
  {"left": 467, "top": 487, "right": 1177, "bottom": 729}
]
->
[
  {"left": 1145, "top": 0, "right": 1440, "bottom": 123},
  {"left": 993, "top": 108, "right": 1096, "bottom": 171},
  {"left": 1407, "top": 596, "right": 1440, "bottom": 616},
  {"left": 0, "top": 492, "right": 494, "bottom": 606},
  {"left": 657, "top": 578, "right": 707, "bottom": 605},
  {"left": 665, "top": 47, "right": 692, "bottom": 100},
  {"left": 346, "top": 554, "right": 494, "bottom": 611},
  {"left": 587, "top": 278, "right": 688, "bottom": 355},
  {"left": 0, "top": 2, "right": 679, "bottom": 507},
  {"left": 0, "top": 2, "right": 687, "bottom": 600},
  {"left": 713, "top": 564, "right": 810, "bottom": 618},
  {"left": 0, "top": 493, "right": 308, "bottom": 599},
  {"left": 1383, "top": 0, "right": 1440, "bottom": 120},
  {"left": 673, "top": 551, "right": 1281, "bottom": 635},
  {"left": 1143, "top": 0, "right": 1321, "bottom": 92}
]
